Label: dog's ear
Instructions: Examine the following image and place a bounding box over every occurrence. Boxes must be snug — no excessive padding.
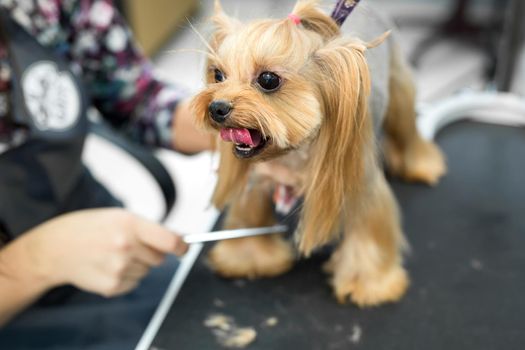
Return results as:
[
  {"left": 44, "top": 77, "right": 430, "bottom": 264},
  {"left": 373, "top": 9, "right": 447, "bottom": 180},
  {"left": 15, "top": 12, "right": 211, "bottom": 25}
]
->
[
  {"left": 210, "top": 0, "right": 240, "bottom": 51},
  {"left": 212, "top": 141, "right": 252, "bottom": 210},
  {"left": 298, "top": 38, "right": 373, "bottom": 255},
  {"left": 291, "top": 0, "right": 340, "bottom": 40}
]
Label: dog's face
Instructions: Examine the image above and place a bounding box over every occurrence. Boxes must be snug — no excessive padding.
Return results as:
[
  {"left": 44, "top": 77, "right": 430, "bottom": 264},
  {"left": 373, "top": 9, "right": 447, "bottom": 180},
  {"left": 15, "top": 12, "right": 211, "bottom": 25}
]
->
[
  {"left": 194, "top": 0, "right": 378, "bottom": 254},
  {"left": 192, "top": 13, "right": 331, "bottom": 161}
]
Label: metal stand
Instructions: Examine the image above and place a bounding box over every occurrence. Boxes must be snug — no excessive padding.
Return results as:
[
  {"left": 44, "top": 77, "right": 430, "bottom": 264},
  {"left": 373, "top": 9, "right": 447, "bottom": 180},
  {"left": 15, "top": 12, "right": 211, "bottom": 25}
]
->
[{"left": 495, "top": 0, "right": 525, "bottom": 91}]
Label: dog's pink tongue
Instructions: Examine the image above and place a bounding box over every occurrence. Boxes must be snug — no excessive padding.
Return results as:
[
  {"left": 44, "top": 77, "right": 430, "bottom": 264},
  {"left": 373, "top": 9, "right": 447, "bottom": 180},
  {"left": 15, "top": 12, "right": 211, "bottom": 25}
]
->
[{"left": 220, "top": 128, "right": 261, "bottom": 147}]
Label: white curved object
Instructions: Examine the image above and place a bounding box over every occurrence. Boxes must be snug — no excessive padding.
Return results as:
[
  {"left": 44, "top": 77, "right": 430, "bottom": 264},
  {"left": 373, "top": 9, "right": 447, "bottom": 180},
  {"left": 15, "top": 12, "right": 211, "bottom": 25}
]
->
[{"left": 417, "top": 91, "right": 525, "bottom": 140}]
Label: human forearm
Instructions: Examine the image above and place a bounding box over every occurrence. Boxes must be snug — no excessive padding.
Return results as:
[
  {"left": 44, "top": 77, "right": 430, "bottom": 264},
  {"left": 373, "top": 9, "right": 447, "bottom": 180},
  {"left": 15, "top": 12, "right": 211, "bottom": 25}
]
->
[
  {"left": 0, "top": 235, "right": 54, "bottom": 326},
  {"left": 0, "top": 209, "right": 188, "bottom": 327},
  {"left": 172, "top": 100, "right": 214, "bottom": 154}
]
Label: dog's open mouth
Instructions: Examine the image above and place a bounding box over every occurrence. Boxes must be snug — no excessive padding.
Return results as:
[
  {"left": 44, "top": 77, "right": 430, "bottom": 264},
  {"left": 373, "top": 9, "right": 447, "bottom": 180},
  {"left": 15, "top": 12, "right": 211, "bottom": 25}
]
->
[{"left": 220, "top": 128, "right": 268, "bottom": 158}]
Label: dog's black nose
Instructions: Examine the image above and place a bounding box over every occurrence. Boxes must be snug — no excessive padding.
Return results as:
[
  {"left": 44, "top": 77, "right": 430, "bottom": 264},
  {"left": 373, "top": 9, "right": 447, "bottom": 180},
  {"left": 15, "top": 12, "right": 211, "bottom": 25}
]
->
[{"left": 209, "top": 100, "right": 232, "bottom": 123}]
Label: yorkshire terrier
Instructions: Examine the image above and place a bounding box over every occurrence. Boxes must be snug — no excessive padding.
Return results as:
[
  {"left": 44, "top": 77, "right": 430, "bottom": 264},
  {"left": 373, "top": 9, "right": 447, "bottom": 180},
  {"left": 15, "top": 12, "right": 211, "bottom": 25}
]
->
[{"left": 191, "top": 0, "right": 446, "bottom": 306}]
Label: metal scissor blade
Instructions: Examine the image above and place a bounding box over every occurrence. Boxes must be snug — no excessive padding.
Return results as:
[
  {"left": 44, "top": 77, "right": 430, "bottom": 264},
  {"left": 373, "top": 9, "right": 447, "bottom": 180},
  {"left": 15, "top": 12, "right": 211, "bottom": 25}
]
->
[{"left": 182, "top": 225, "right": 289, "bottom": 244}]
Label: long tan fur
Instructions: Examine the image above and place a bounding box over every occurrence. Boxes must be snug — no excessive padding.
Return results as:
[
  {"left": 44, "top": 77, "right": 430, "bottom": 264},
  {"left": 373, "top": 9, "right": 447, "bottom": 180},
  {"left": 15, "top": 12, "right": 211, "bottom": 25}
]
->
[
  {"left": 299, "top": 37, "right": 372, "bottom": 255},
  {"left": 190, "top": 0, "right": 446, "bottom": 306},
  {"left": 291, "top": 0, "right": 340, "bottom": 40}
]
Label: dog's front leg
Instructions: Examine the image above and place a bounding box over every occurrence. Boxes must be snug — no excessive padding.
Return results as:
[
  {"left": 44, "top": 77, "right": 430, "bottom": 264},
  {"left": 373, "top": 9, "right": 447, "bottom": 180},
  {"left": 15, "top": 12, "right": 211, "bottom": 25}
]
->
[
  {"left": 324, "top": 174, "right": 409, "bottom": 306},
  {"left": 208, "top": 178, "right": 295, "bottom": 279}
]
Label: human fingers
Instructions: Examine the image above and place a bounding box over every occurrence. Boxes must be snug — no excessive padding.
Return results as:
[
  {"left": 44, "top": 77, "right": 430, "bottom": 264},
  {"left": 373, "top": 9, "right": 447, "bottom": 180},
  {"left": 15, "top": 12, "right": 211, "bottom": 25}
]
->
[
  {"left": 132, "top": 243, "right": 166, "bottom": 267},
  {"left": 123, "top": 260, "right": 151, "bottom": 280},
  {"left": 133, "top": 218, "right": 188, "bottom": 256}
]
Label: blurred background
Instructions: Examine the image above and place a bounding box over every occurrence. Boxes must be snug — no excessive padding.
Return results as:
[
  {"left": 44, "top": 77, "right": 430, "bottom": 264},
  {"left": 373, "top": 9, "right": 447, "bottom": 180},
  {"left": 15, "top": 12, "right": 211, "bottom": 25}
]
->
[{"left": 83, "top": 0, "right": 525, "bottom": 236}]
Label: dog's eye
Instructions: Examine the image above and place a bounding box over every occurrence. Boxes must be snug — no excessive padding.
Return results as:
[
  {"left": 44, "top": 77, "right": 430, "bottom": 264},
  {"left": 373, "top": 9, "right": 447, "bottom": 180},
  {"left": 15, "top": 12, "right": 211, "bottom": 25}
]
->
[
  {"left": 214, "top": 68, "right": 225, "bottom": 83},
  {"left": 256, "top": 71, "right": 281, "bottom": 92}
]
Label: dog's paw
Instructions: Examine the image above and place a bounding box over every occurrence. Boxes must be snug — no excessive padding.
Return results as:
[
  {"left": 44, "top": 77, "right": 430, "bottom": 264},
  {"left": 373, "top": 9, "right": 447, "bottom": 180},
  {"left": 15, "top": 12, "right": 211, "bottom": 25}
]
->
[
  {"left": 332, "top": 265, "right": 409, "bottom": 307},
  {"left": 208, "top": 236, "right": 294, "bottom": 279},
  {"left": 404, "top": 140, "right": 447, "bottom": 185},
  {"left": 384, "top": 138, "right": 447, "bottom": 185}
]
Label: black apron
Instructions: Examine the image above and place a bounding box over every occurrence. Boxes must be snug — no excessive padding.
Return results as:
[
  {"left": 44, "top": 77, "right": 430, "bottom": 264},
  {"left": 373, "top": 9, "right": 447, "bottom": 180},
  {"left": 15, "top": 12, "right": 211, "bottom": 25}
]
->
[
  {"left": 0, "top": 10, "right": 121, "bottom": 240},
  {"left": 0, "top": 11, "right": 178, "bottom": 350}
]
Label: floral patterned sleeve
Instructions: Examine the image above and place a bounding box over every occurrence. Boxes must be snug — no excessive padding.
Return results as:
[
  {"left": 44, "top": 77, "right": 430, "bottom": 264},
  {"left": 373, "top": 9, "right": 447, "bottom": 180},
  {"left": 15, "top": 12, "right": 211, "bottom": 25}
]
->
[{"left": 2, "top": 0, "right": 185, "bottom": 148}]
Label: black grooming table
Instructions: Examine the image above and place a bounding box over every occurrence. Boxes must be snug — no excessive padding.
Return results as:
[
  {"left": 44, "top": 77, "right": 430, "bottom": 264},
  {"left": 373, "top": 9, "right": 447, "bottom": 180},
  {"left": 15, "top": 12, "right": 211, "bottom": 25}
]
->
[{"left": 151, "top": 121, "right": 525, "bottom": 350}]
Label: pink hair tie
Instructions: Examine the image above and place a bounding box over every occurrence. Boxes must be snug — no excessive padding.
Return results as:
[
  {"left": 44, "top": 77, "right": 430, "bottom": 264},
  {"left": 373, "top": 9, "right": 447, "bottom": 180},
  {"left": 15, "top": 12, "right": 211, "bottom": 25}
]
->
[{"left": 288, "top": 13, "right": 301, "bottom": 25}]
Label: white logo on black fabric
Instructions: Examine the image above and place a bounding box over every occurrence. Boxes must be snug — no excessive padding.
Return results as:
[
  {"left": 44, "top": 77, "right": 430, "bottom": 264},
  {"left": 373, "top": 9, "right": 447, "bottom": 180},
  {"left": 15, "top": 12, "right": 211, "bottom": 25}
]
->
[{"left": 21, "top": 61, "right": 80, "bottom": 131}]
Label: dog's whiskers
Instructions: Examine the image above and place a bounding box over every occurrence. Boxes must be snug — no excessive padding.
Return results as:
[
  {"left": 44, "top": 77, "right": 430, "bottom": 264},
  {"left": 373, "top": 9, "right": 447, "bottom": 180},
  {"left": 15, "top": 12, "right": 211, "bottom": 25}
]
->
[
  {"left": 163, "top": 48, "right": 217, "bottom": 59},
  {"left": 185, "top": 18, "right": 224, "bottom": 66}
]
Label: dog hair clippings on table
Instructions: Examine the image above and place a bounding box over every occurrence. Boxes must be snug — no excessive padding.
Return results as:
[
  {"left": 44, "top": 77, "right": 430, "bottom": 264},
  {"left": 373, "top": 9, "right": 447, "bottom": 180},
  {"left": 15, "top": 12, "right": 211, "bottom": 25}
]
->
[{"left": 331, "top": 0, "right": 361, "bottom": 26}]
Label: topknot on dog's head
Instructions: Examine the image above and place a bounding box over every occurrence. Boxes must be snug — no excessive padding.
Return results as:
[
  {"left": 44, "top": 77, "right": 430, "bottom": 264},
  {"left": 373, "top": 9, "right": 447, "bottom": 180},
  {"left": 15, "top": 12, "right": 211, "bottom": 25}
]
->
[
  {"left": 290, "top": 0, "right": 340, "bottom": 41},
  {"left": 210, "top": 0, "right": 339, "bottom": 48}
]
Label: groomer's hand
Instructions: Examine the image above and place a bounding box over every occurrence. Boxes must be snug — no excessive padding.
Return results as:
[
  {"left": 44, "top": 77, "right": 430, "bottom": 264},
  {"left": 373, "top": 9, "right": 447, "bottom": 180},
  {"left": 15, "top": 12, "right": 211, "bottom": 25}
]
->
[
  {"left": 24, "top": 208, "right": 188, "bottom": 297},
  {"left": 171, "top": 99, "right": 215, "bottom": 154}
]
